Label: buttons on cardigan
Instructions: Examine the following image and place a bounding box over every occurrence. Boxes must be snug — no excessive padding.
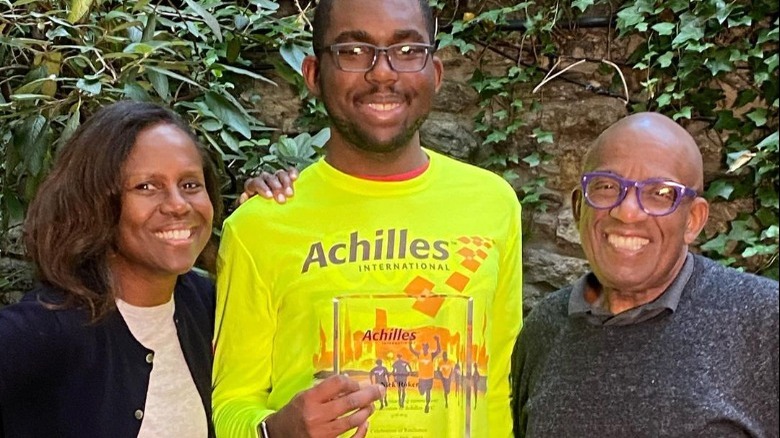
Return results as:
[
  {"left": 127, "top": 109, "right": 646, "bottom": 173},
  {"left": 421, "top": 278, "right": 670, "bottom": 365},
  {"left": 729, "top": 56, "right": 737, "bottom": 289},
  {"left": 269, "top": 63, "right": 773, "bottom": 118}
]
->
[
  {"left": 145, "top": 353, "right": 154, "bottom": 363},
  {"left": 134, "top": 409, "right": 144, "bottom": 420}
]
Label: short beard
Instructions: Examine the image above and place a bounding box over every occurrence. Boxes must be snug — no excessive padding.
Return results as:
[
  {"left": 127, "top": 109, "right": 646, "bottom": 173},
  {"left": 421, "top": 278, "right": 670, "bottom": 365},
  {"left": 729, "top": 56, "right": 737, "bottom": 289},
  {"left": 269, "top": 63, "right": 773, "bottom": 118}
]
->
[
  {"left": 328, "top": 111, "right": 427, "bottom": 154},
  {"left": 320, "top": 80, "right": 429, "bottom": 154}
]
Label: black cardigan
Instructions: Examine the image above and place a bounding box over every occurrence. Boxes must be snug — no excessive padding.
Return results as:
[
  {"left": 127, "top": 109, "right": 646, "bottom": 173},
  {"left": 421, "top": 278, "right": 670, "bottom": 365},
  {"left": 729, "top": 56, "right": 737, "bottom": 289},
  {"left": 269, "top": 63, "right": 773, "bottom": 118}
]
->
[{"left": 0, "top": 271, "right": 216, "bottom": 438}]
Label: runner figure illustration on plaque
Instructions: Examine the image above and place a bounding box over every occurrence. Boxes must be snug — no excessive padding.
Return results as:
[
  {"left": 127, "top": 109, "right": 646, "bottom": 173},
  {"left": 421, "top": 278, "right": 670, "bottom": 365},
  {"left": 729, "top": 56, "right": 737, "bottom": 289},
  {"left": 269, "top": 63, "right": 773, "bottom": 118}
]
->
[
  {"left": 410, "top": 336, "right": 442, "bottom": 413},
  {"left": 437, "top": 352, "right": 454, "bottom": 408},
  {"left": 392, "top": 354, "right": 412, "bottom": 408},
  {"left": 369, "top": 359, "right": 391, "bottom": 409}
]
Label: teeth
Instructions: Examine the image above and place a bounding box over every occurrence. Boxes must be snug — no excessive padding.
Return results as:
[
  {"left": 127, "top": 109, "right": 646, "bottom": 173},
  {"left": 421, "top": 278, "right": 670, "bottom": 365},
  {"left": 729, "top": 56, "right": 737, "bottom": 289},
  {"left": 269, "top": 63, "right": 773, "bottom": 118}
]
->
[
  {"left": 155, "top": 229, "right": 192, "bottom": 240},
  {"left": 368, "top": 103, "right": 400, "bottom": 111},
  {"left": 607, "top": 234, "right": 649, "bottom": 251}
]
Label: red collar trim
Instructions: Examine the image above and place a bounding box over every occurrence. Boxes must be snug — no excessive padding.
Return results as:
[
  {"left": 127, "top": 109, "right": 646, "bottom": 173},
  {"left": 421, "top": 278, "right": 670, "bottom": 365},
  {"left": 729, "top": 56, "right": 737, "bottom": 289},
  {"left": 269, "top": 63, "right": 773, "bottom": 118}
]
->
[{"left": 355, "top": 160, "right": 430, "bottom": 181}]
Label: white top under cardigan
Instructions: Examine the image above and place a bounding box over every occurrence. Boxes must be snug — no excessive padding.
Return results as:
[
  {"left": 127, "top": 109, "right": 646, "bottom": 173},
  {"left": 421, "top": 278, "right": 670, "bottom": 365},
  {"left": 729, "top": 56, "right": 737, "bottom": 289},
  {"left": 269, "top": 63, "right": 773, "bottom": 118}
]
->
[{"left": 116, "top": 297, "right": 207, "bottom": 438}]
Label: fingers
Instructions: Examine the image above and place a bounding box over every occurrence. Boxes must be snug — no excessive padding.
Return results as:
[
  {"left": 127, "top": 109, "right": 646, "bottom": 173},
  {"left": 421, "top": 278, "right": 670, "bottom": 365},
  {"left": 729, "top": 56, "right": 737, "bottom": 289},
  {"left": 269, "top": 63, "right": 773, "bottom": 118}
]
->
[
  {"left": 318, "top": 384, "right": 381, "bottom": 437},
  {"left": 286, "top": 166, "right": 300, "bottom": 181},
  {"left": 348, "top": 419, "right": 369, "bottom": 438},
  {"left": 300, "top": 406, "right": 372, "bottom": 438},
  {"left": 331, "top": 402, "right": 374, "bottom": 432},
  {"left": 269, "top": 375, "right": 382, "bottom": 438},
  {"left": 272, "top": 168, "right": 296, "bottom": 202},
  {"left": 242, "top": 176, "right": 273, "bottom": 202},
  {"left": 241, "top": 167, "right": 298, "bottom": 205},
  {"left": 324, "top": 383, "right": 385, "bottom": 417},
  {"left": 310, "top": 374, "right": 361, "bottom": 403}
]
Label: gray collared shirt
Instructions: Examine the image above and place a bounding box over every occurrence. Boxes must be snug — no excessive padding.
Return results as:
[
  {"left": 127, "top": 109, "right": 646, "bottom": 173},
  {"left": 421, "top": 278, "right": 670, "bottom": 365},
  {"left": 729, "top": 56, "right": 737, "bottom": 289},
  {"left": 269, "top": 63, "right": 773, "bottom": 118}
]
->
[{"left": 568, "top": 253, "right": 694, "bottom": 326}]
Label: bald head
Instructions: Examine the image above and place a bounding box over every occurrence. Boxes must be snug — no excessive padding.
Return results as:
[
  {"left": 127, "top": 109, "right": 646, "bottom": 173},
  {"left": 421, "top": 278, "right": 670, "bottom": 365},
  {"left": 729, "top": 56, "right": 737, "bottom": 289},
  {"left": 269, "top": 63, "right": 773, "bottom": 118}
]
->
[
  {"left": 585, "top": 113, "right": 704, "bottom": 190},
  {"left": 573, "top": 112, "right": 711, "bottom": 308}
]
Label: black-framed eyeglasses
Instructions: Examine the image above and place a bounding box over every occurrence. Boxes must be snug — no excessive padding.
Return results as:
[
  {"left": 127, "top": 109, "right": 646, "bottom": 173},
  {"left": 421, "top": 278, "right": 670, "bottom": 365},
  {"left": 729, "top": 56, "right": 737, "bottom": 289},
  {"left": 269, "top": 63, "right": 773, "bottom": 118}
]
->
[
  {"left": 581, "top": 171, "right": 699, "bottom": 217},
  {"left": 325, "top": 42, "right": 435, "bottom": 73}
]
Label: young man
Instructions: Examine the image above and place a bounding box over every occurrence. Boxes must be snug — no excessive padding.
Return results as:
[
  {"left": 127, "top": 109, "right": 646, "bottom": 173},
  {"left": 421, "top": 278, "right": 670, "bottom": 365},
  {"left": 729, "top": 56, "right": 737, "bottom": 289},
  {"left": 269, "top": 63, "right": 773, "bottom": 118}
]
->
[
  {"left": 213, "top": 0, "right": 523, "bottom": 436},
  {"left": 511, "top": 113, "right": 779, "bottom": 437}
]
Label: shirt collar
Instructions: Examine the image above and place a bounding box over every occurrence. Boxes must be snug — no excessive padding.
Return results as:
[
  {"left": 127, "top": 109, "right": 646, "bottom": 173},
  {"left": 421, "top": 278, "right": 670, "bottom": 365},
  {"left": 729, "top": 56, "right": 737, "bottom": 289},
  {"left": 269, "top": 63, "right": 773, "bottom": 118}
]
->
[{"left": 568, "top": 252, "right": 695, "bottom": 326}]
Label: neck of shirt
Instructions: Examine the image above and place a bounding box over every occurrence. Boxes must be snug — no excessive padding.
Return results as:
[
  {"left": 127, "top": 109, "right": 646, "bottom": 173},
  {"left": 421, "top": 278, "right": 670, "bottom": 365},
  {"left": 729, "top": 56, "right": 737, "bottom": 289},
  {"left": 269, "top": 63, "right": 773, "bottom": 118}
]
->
[{"left": 353, "top": 160, "right": 430, "bottom": 181}]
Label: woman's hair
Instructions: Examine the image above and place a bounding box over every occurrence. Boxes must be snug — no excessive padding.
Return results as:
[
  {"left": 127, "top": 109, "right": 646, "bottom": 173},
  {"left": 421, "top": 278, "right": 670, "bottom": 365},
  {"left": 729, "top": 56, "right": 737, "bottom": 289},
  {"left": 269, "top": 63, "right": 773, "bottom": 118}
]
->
[{"left": 24, "top": 101, "right": 222, "bottom": 320}]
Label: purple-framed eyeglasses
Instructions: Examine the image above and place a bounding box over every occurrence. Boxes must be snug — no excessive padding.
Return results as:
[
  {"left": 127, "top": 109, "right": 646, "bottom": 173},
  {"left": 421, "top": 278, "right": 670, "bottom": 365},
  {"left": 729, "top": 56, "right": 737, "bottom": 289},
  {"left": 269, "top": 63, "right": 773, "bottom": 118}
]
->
[{"left": 581, "top": 171, "right": 700, "bottom": 217}]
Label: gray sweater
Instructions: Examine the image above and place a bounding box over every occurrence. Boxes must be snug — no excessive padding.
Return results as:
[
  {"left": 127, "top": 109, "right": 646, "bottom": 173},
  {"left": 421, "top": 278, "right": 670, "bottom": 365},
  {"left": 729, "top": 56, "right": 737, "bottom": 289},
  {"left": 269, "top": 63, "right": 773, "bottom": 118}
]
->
[{"left": 511, "top": 254, "right": 779, "bottom": 437}]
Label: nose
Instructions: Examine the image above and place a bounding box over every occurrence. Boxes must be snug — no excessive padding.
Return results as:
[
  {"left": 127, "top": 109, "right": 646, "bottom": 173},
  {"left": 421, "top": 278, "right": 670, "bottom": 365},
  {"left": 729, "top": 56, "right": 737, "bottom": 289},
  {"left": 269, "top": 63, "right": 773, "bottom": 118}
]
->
[
  {"left": 364, "top": 50, "right": 398, "bottom": 83},
  {"left": 160, "top": 187, "right": 192, "bottom": 216},
  {"left": 609, "top": 187, "right": 648, "bottom": 223}
]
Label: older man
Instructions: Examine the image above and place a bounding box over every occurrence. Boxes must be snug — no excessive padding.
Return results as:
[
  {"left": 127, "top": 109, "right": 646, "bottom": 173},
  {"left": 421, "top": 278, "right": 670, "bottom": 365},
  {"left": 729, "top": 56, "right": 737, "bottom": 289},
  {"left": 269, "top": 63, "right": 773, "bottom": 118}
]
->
[{"left": 511, "top": 113, "right": 779, "bottom": 437}]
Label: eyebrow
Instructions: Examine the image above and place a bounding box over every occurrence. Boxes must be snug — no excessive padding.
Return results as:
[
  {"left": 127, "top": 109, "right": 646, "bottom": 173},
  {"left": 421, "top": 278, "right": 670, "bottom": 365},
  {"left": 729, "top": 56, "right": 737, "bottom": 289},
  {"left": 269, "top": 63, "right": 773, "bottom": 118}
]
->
[
  {"left": 123, "top": 168, "right": 204, "bottom": 182},
  {"left": 332, "top": 29, "right": 427, "bottom": 45}
]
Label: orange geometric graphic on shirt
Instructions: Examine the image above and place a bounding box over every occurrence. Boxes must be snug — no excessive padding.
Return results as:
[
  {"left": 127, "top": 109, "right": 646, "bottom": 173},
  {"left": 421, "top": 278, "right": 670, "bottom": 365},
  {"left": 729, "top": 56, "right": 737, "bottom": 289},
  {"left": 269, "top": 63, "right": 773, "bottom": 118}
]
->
[
  {"left": 403, "top": 235, "right": 494, "bottom": 318},
  {"left": 404, "top": 276, "right": 442, "bottom": 317}
]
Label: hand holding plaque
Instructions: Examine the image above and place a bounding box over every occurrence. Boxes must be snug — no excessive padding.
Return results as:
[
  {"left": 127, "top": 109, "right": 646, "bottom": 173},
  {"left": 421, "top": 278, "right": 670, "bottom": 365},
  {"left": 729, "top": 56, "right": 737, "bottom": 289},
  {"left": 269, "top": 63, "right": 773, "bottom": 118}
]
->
[{"left": 263, "top": 374, "right": 385, "bottom": 438}]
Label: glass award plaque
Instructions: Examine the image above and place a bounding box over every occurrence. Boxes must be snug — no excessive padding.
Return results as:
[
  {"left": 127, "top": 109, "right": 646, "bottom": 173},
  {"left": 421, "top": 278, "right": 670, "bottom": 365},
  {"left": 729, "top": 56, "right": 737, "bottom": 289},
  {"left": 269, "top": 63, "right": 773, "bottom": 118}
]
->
[{"left": 333, "top": 294, "right": 474, "bottom": 438}]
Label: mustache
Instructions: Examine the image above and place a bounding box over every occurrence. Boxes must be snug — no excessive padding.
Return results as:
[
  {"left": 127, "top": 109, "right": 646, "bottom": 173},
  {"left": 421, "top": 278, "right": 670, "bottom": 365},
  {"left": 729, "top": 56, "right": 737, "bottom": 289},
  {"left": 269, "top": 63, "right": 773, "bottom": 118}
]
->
[{"left": 357, "top": 84, "right": 405, "bottom": 99}]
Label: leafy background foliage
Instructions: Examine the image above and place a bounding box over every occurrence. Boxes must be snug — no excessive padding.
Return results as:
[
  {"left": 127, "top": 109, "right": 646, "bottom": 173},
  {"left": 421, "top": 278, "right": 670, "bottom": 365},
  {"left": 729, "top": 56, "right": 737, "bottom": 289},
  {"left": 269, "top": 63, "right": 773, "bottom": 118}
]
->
[
  {"left": 0, "top": 0, "right": 317, "bottom": 297},
  {"left": 431, "top": 0, "right": 778, "bottom": 278},
  {"left": 616, "top": 0, "right": 778, "bottom": 276},
  {"left": 1, "top": 0, "right": 777, "bottom": 301}
]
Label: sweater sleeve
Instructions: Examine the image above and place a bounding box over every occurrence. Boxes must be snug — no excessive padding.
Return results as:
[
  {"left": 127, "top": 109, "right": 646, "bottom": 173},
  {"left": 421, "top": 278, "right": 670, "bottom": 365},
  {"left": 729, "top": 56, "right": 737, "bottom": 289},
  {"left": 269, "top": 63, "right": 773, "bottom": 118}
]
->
[
  {"left": 510, "top": 326, "right": 529, "bottom": 438},
  {"left": 0, "top": 295, "right": 67, "bottom": 400},
  {"left": 212, "top": 220, "right": 277, "bottom": 438},
  {"left": 487, "top": 195, "right": 523, "bottom": 438}
]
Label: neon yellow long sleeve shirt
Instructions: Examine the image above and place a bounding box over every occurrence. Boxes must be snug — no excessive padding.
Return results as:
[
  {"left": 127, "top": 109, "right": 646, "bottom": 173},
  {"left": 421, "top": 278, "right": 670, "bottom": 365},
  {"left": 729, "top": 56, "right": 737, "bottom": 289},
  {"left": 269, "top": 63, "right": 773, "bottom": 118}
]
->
[{"left": 213, "top": 150, "right": 523, "bottom": 437}]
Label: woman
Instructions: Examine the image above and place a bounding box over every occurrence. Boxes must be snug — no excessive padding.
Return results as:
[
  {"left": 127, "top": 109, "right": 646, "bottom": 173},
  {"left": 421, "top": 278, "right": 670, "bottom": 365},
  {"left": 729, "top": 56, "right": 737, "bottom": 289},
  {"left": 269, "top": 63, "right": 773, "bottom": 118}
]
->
[{"left": 0, "top": 101, "right": 265, "bottom": 437}]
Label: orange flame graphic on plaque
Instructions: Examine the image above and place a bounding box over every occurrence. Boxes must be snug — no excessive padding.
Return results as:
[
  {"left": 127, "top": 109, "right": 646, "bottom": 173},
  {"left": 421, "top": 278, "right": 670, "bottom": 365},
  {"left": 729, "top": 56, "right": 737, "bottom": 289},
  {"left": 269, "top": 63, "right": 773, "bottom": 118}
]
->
[{"left": 314, "top": 235, "right": 494, "bottom": 373}]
